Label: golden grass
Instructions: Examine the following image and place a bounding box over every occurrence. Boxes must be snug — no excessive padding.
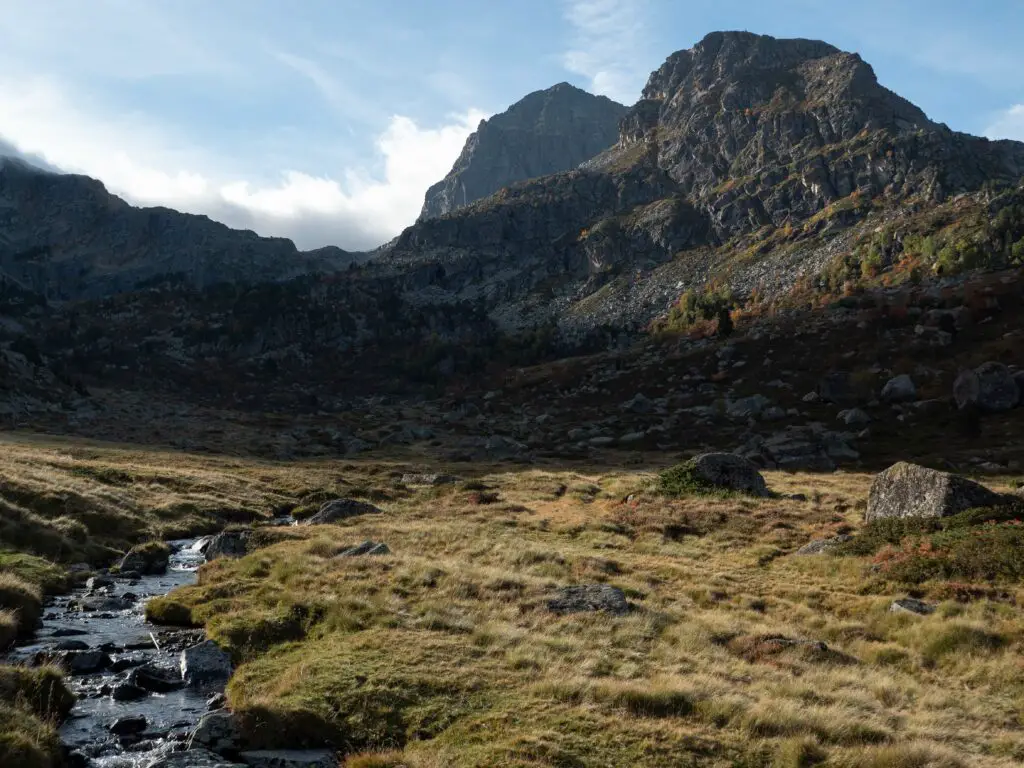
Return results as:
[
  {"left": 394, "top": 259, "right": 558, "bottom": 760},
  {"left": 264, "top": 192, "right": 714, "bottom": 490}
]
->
[{"left": 2, "top": 433, "right": 1023, "bottom": 765}]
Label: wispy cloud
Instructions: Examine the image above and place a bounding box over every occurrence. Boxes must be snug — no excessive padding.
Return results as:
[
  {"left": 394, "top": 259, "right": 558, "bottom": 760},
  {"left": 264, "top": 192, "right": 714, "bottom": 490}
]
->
[
  {"left": 0, "top": 73, "right": 485, "bottom": 250},
  {"left": 561, "top": 0, "right": 650, "bottom": 104},
  {"left": 273, "top": 51, "right": 385, "bottom": 126},
  {"left": 986, "top": 105, "right": 1024, "bottom": 142}
]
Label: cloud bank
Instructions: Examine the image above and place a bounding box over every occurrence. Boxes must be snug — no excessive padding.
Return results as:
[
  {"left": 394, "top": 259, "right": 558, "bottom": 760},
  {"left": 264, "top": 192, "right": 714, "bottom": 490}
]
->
[{"left": 0, "top": 74, "right": 484, "bottom": 252}]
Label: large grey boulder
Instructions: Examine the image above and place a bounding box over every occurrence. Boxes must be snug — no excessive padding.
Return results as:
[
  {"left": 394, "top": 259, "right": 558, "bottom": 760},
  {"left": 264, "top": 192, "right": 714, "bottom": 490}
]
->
[
  {"left": 954, "top": 362, "right": 1020, "bottom": 412},
  {"left": 865, "top": 462, "right": 1006, "bottom": 522},
  {"left": 238, "top": 751, "right": 337, "bottom": 768},
  {"left": 181, "top": 640, "right": 233, "bottom": 687},
  {"left": 688, "top": 453, "right": 769, "bottom": 496},
  {"left": 880, "top": 374, "right": 916, "bottom": 403},
  {"left": 547, "top": 584, "right": 630, "bottom": 615},
  {"left": 302, "top": 498, "right": 383, "bottom": 526},
  {"left": 727, "top": 394, "right": 771, "bottom": 419},
  {"left": 205, "top": 531, "right": 249, "bottom": 561}
]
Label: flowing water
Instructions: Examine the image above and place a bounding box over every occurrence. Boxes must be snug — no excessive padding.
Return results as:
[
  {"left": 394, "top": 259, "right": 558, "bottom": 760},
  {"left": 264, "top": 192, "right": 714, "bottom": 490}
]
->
[{"left": 9, "top": 539, "right": 224, "bottom": 768}]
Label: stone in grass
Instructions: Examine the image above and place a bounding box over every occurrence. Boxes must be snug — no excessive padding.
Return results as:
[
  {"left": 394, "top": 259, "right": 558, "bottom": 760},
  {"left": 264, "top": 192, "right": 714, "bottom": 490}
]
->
[
  {"left": 547, "top": 584, "right": 630, "bottom": 616},
  {"left": 238, "top": 751, "right": 338, "bottom": 768},
  {"left": 181, "top": 640, "right": 233, "bottom": 687},
  {"left": 889, "top": 598, "right": 936, "bottom": 616},
  {"left": 337, "top": 541, "right": 391, "bottom": 557},
  {"left": 795, "top": 534, "right": 853, "bottom": 555},
  {"left": 866, "top": 462, "right": 1007, "bottom": 522},
  {"left": 660, "top": 453, "right": 769, "bottom": 498},
  {"left": 302, "top": 499, "right": 383, "bottom": 526}
]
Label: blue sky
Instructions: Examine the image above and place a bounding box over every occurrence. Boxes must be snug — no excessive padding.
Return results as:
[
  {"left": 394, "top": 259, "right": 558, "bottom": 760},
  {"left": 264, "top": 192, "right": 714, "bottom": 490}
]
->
[{"left": 0, "top": 0, "right": 1022, "bottom": 250}]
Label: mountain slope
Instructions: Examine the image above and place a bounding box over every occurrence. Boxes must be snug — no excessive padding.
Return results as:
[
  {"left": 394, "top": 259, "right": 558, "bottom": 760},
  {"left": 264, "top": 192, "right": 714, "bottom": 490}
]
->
[
  {"left": 419, "top": 82, "right": 627, "bottom": 220},
  {"left": 386, "top": 32, "right": 1024, "bottom": 331},
  {"left": 0, "top": 159, "right": 354, "bottom": 301}
]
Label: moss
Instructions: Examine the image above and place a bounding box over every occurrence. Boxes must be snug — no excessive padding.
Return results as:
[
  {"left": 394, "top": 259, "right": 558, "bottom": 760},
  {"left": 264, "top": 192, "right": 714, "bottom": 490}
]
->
[
  {"left": 0, "top": 553, "right": 66, "bottom": 595},
  {"left": 145, "top": 596, "right": 196, "bottom": 627},
  {"left": 658, "top": 461, "right": 735, "bottom": 498}
]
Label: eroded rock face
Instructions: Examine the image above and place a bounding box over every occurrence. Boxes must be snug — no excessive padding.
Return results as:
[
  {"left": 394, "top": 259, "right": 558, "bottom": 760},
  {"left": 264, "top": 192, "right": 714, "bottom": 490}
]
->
[
  {"left": 865, "top": 462, "right": 1005, "bottom": 522},
  {"left": 689, "top": 453, "right": 770, "bottom": 496},
  {"left": 419, "top": 83, "right": 627, "bottom": 220},
  {"left": 302, "top": 499, "right": 384, "bottom": 525}
]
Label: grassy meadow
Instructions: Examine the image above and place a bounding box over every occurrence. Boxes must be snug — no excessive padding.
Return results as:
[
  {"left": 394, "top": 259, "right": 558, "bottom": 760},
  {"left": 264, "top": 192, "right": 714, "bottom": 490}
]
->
[{"left": 1, "top": 433, "right": 1022, "bottom": 766}]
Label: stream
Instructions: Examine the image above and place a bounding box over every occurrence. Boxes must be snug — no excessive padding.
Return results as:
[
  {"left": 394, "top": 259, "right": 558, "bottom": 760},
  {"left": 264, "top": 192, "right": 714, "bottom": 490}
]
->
[{"left": 8, "top": 539, "right": 226, "bottom": 768}]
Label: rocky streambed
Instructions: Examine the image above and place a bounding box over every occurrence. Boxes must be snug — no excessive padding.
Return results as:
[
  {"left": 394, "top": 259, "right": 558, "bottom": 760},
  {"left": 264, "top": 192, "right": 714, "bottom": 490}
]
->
[{"left": 7, "top": 536, "right": 336, "bottom": 768}]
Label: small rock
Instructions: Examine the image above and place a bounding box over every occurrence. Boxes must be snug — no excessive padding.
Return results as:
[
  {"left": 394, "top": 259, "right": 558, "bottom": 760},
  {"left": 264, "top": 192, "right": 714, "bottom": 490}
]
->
[
  {"left": 302, "top": 499, "right": 383, "bottom": 526},
  {"left": 889, "top": 598, "right": 936, "bottom": 616},
  {"left": 111, "top": 683, "right": 148, "bottom": 702},
  {"left": 400, "top": 473, "right": 458, "bottom": 486},
  {"left": 189, "top": 710, "right": 240, "bottom": 754},
  {"left": 727, "top": 394, "right": 771, "bottom": 419},
  {"left": 110, "top": 715, "right": 148, "bottom": 736},
  {"left": 86, "top": 576, "right": 115, "bottom": 591},
  {"left": 54, "top": 640, "right": 90, "bottom": 651},
  {"left": 181, "top": 640, "right": 233, "bottom": 686},
  {"left": 621, "top": 393, "right": 653, "bottom": 414},
  {"left": 60, "top": 650, "right": 111, "bottom": 675},
  {"left": 837, "top": 408, "right": 870, "bottom": 427},
  {"left": 547, "top": 584, "right": 630, "bottom": 616},
  {"left": 146, "top": 749, "right": 246, "bottom": 768},
  {"left": 207, "top": 693, "right": 227, "bottom": 710},
  {"left": 130, "top": 664, "right": 183, "bottom": 693},
  {"left": 795, "top": 534, "right": 853, "bottom": 555},
  {"left": 337, "top": 541, "right": 391, "bottom": 557}
]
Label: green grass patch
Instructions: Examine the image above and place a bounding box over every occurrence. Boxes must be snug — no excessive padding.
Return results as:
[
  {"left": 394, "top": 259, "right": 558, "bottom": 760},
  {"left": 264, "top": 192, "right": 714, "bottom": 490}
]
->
[{"left": 658, "top": 461, "right": 734, "bottom": 498}]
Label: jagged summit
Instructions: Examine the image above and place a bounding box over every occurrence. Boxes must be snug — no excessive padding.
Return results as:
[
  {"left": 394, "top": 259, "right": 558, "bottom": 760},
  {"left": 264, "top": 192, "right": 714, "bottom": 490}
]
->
[{"left": 418, "top": 82, "right": 626, "bottom": 220}]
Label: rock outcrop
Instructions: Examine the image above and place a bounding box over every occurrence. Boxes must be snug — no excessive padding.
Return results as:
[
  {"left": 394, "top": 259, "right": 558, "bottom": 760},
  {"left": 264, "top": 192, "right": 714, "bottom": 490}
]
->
[
  {"left": 419, "top": 83, "right": 626, "bottom": 220},
  {"left": 865, "top": 462, "right": 1006, "bottom": 522}
]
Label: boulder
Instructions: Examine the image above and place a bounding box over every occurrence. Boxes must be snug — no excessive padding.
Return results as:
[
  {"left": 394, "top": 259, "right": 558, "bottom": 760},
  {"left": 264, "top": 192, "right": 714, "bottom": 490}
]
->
[
  {"left": 547, "top": 584, "right": 630, "bottom": 615},
  {"left": 954, "top": 363, "right": 1019, "bottom": 412},
  {"left": 111, "top": 683, "right": 147, "bottom": 702},
  {"left": 866, "top": 462, "right": 1006, "bottom": 522},
  {"left": 181, "top": 640, "right": 233, "bottom": 686},
  {"left": 59, "top": 649, "right": 111, "bottom": 675},
  {"left": 189, "top": 711, "right": 240, "bottom": 754},
  {"left": 727, "top": 394, "right": 771, "bottom": 419},
  {"left": 118, "top": 544, "right": 170, "bottom": 576},
  {"left": 302, "top": 499, "right": 383, "bottom": 526},
  {"left": 130, "top": 664, "right": 183, "bottom": 693},
  {"left": 837, "top": 408, "right": 870, "bottom": 427},
  {"left": 337, "top": 541, "right": 391, "bottom": 557},
  {"left": 889, "top": 598, "right": 936, "bottom": 616},
  {"left": 880, "top": 374, "right": 916, "bottom": 403},
  {"left": 687, "top": 453, "right": 769, "bottom": 496},
  {"left": 205, "top": 531, "right": 249, "bottom": 561},
  {"left": 238, "top": 751, "right": 337, "bottom": 768},
  {"left": 110, "top": 715, "right": 147, "bottom": 736},
  {"left": 85, "top": 576, "right": 115, "bottom": 591}
]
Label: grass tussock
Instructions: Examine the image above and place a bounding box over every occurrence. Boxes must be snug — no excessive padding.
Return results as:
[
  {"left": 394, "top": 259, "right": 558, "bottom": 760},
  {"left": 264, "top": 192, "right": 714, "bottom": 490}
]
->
[
  {"left": 0, "top": 666, "right": 75, "bottom": 768},
  {"left": 0, "top": 573, "right": 43, "bottom": 638}
]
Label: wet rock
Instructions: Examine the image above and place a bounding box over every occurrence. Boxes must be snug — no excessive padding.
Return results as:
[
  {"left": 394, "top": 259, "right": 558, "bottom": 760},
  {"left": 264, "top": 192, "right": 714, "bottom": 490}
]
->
[
  {"left": 687, "top": 453, "right": 769, "bottom": 496},
  {"left": 110, "top": 715, "right": 148, "bottom": 736},
  {"left": 50, "top": 628, "right": 89, "bottom": 637},
  {"left": 119, "top": 544, "right": 170, "bottom": 576},
  {"left": 181, "top": 640, "right": 233, "bottom": 686},
  {"left": 337, "top": 541, "right": 391, "bottom": 557},
  {"left": 207, "top": 693, "right": 227, "bottom": 710},
  {"left": 60, "top": 649, "right": 112, "bottom": 675},
  {"left": 866, "top": 462, "right": 1007, "bottom": 522},
  {"left": 881, "top": 374, "right": 916, "bottom": 403},
  {"left": 205, "top": 531, "right": 249, "bottom": 561},
  {"left": 54, "top": 639, "right": 90, "bottom": 651},
  {"left": 954, "top": 362, "right": 1019, "bottom": 412},
  {"left": 146, "top": 749, "right": 246, "bottom": 768},
  {"left": 130, "top": 663, "right": 184, "bottom": 693},
  {"left": 117, "top": 570, "right": 142, "bottom": 581},
  {"left": 795, "top": 535, "right": 853, "bottom": 555},
  {"left": 889, "top": 598, "right": 936, "bottom": 616},
  {"left": 238, "top": 751, "right": 337, "bottom": 768},
  {"left": 110, "top": 654, "right": 148, "bottom": 672},
  {"left": 547, "top": 584, "right": 630, "bottom": 615},
  {"left": 111, "top": 683, "right": 148, "bottom": 701},
  {"left": 302, "top": 499, "right": 383, "bottom": 525},
  {"left": 189, "top": 710, "right": 240, "bottom": 754},
  {"left": 86, "top": 576, "right": 115, "bottom": 591}
]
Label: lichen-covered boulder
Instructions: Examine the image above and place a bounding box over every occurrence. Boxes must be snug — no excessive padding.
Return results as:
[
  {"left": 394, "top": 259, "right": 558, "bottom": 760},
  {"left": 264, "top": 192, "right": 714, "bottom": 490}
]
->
[
  {"left": 547, "top": 584, "right": 630, "bottom": 615},
  {"left": 865, "top": 462, "right": 1005, "bottom": 522},
  {"left": 688, "top": 453, "right": 769, "bottom": 496},
  {"left": 302, "top": 499, "right": 383, "bottom": 525}
]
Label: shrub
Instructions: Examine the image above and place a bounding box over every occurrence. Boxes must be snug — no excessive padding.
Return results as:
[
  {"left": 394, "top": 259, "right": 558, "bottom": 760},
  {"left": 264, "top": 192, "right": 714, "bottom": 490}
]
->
[{"left": 657, "top": 461, "right": 736, "bottom": 498}]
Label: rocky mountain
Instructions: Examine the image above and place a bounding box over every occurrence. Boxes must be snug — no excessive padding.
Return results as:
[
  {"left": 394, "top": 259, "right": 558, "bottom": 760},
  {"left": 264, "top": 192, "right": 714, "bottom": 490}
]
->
[
  {"left": 0, "top": 158, "right": 354, "bottom": 301},
  {"left": 386, "top": 32, "right": 1024, "bottom": 333},
  {"left": 418, "top": 82, "right": 627, "bottom": 220}
]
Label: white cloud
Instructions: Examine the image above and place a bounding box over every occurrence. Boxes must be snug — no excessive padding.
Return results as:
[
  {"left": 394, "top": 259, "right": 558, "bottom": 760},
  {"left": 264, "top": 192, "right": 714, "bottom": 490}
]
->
[
  {"left": 986, "top": 105, "right": 1024, "bottom": 142},
  {"left": 562, "top": 0, "right": 650, "bottom": 104},
  {"left": 0, "top": 73, "right": 484, "bottom": 251}
]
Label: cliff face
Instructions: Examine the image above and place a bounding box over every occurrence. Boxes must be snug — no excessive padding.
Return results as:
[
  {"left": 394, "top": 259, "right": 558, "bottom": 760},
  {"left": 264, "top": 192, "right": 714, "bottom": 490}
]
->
[
  {"left": 0, "top": 158, "right": 352, "bottom": 300},
  {"left": 418, "top": 82, "right": 627, "bottom": 220},
  {"left": 385, "top": 32, "right": 1024, "bottom": 331}
]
